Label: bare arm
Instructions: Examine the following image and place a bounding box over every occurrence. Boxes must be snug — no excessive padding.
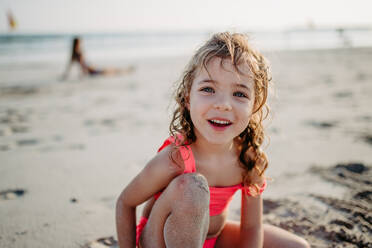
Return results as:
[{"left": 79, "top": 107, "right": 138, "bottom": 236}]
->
[
  {"left": 116, "top": 197, "right": 137, "bottom": 247},
  {"left": 61, "top": 60, "right": 73, "bottom": 80},
  {"left": 116, "top": 145, "right": 184, "bottom": 248},
  {"left": 239, "top": 193, "right": 263, "bottom": 248},
  {"left": 77, "top": 55, "right": 91, "bottom": 75},
  {"left": 238, "top": 149, "right": 267, "bottom": 247},
  {"left": 62, "top": 55, "right": 89, "bottom": 80}
]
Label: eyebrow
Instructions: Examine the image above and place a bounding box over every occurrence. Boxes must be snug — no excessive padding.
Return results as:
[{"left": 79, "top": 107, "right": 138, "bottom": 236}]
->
[{"left": 197, "top": 79, "right": 251, "bottom": 91}]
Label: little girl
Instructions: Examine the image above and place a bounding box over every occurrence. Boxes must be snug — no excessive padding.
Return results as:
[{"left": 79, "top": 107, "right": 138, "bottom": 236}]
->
[{"left": 116, "top": 32, "right": 309, "bottom": 248}]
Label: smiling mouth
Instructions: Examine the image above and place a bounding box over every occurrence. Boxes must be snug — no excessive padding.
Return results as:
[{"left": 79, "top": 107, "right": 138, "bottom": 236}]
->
[{"left": 208, "top": 119, "right": 232, "bottom": 127}]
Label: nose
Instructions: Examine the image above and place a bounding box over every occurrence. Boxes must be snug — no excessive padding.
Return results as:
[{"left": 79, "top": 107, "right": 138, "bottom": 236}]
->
[{"left": 213, "top": 94, "right": 232, "bottom": 111}]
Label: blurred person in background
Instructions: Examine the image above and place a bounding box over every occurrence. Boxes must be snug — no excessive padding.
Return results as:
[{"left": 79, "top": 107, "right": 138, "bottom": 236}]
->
[{"left": 62, "top": 37, "right": 134, "bottom": 80}]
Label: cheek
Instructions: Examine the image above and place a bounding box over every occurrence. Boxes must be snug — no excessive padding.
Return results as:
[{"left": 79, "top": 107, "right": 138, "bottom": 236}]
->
[
  {"left": 189, "top": 101, "right": 202, "bottom": 118},
  {"left": 240, "top": 113, "right": 251, "bottom": 124},
  {"left": 236, "top": 104, "right": 253, "bottom": 124},
  {"left": 189, "top": 98, "right": 210, "bottom": 124},
  {"left": 190, "top": 94, "right": 208, "bottom": 111},
  {"left": 237, "top": 101, "right": 253, "bottom": 114}
]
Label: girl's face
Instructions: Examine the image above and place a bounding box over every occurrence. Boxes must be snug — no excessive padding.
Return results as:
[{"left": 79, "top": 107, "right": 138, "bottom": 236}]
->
[{"left": 188, "top": 57, "right": 255, "bottom": 145}]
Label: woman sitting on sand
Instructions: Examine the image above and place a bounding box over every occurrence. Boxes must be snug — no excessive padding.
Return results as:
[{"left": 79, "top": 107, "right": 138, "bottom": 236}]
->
[{"left": 62, "top": 37, "right": 133, "bottom": 79}]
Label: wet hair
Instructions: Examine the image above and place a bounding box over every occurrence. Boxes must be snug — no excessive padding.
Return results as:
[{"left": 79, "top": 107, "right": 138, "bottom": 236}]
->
[
  {"left": 169, "top": 32, "right": 271, "bottom": 193},
  {"left": 71, "top": 37, "right": 81, "bottom": 61}
]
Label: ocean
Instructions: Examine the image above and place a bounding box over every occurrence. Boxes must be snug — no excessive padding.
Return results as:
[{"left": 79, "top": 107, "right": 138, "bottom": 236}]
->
[{"left": 0, "top": 28, "right": 371, "bottom": 87}]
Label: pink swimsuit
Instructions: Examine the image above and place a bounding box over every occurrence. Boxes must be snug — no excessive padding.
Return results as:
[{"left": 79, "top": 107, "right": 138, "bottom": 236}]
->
[{"left": 136, "top": 137, "right": 266, "bottom": 247}]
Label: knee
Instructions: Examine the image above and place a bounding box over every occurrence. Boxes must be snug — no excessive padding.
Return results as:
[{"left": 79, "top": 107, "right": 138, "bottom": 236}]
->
[
  {"left": 173, "top": 173, "right": 209, "bottom": 197},
  {"left": 169, "top": 173, "right": 210, "bottom": 210},
  {"left": 295, "top": 237, "right": 310, "bottom": 248}
]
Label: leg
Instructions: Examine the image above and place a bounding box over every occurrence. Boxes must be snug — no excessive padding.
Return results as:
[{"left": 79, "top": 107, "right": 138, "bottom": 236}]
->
[
  {"left": 215, "top": 221, "right": 310, "bottom": 248},
  {"left": 139, "top": 173, "right": 210, "bottom": 248},
  {"left": 102, "top": 66, "right": 135, "bottom": 75},
  {"left": 262, "top": 224, "right": 309, "bottom": 248}
]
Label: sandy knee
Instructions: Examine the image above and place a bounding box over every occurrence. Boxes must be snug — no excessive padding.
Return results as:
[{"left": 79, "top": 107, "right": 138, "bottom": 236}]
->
[
  {"left": 170, "top": 173, "right": 210, "bottom": 209},
  {"left": 173, "top": 173, "right": 209, "bottom": 195},
  {"left": 139, "top": 174, "right": 210, "bottom": 247}
]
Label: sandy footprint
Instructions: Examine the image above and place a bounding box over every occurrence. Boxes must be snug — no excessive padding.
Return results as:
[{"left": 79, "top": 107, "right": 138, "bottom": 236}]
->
[
  {"left": 361, "top": 134, "right": 372, "bottom": 146},
  {"left": 0, "top": 142, "right": 16, "bottom": 151},
  {"left": 10, "top": 125, "right": 29, "bottom": 134},
  {"left": 0, "top": 189, "right": 26, "bottom": 200},
  {"left": 0, "top": 126, "right": 12, "bottom": 136},
  {"left": 333, "top": 90, "right": 352, "bottom": 99},
  {"left": 17, "top": 138, "right": 39, "bottom": 146},
  {"left": 83, "top": 236, "right": 118, "bottom": 248},
  {"left": 305, "top": 120, "right": 337, "bottom": 129},
  {"left": 84, "top": 118, "right": 117, "bottom": 128}
]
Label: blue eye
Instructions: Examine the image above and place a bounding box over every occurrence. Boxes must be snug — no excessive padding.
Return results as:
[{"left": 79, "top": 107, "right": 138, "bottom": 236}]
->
[
  {"left": 233, "top": 91, "right": 247, "bottom": 98},
  {"left": 200, "top": 87, "right": 214, "bottom": 93}
]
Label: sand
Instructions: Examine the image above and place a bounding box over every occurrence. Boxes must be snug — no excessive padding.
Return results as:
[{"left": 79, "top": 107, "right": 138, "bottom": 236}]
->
[{"left": 0, "top": 48, "right": 371, "bottom": 248}]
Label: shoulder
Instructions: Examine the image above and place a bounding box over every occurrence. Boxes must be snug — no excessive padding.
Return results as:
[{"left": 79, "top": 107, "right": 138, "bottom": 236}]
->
[
  {"left": 119, "top": 141, "right": 186, "bottom": 207},
  {"left": 147, "top": 141, "right": 185, "bottom": 176}
]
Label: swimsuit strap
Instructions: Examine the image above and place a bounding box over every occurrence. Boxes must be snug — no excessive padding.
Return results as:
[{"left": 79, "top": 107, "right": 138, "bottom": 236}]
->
[
  {"left": 157, "top": 136, "right": 196, "bottom": 173},
  {"left": 157, "top": 136, "right": 266, "bottom": 194}
]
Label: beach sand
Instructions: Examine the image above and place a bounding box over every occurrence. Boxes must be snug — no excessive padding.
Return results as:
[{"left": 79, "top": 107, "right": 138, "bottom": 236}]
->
[{"left": 0, "top": 48, "right": 371, "bottom": 247}]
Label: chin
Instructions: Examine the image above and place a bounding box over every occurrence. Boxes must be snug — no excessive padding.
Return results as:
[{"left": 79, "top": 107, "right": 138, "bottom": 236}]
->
[{"left": 203, "top": 132, "right": 235, "bottom": 145}]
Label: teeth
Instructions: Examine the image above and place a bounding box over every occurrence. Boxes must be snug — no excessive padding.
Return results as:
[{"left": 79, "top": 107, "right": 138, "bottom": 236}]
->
[{"left": 210, "top": 119, "right": 230, "bottom": 125}]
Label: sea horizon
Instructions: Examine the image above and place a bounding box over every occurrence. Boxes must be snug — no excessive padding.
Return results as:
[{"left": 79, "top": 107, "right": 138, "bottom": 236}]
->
[{"left": 1, "top": 26, "right": 372, "bottom": 88}]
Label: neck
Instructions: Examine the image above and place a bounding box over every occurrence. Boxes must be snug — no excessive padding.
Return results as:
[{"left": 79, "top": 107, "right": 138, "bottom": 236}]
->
[{"left": 191, "top": 132, "right": 237, "bottom": 159}]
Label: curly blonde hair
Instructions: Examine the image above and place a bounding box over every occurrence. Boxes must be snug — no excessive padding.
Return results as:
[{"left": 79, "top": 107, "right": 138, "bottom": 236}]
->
[{"left": 169, "top": 32, "right": 271, "bottom": 192}]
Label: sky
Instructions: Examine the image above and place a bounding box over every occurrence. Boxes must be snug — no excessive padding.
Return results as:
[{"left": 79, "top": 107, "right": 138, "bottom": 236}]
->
[{"left": 1, "top": 0, "right": 372, "bottom": 33}]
